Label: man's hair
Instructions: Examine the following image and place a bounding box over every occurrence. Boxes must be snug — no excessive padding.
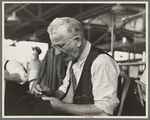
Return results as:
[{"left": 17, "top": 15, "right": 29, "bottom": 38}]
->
[{"left": 47, "top": 17, "right": 84, "bottom": 36}]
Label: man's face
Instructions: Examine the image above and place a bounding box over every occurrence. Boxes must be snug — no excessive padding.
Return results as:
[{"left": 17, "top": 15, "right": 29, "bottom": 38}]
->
[{"left": 50, "top": 32, "right": 81, "bottom": 62}]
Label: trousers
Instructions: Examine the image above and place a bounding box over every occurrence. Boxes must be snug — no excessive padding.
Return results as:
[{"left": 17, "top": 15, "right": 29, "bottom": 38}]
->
[{"left": 5, "top": 81, "right": 53, "bottom": 115}]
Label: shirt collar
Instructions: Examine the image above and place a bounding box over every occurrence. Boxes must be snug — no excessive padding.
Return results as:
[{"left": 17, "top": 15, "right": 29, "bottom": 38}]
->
[{"left": 76, "top": 41, "right": 91, "bottom": 66}]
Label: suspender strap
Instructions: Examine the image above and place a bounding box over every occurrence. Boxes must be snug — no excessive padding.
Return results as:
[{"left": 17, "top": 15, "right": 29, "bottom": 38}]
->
[{"left": 4, "top": 60, "right": 9, "bottom": 70}]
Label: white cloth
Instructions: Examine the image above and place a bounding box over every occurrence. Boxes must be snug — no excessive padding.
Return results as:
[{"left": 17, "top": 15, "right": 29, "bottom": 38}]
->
[
  {"left": 6, "top": 60, "right": 28, "bottom": 84},
  {"left": 4, "top": 45, "right": 30, "bottom": 70},
  {"left": 140, "top": 69, "right": 146, "bottom": 84},
  {"left": 59, "top": 41, "right": 120, "bottom": 115},
  {"left": 28, "top": 70, "right": 40, "bottom": 91}
]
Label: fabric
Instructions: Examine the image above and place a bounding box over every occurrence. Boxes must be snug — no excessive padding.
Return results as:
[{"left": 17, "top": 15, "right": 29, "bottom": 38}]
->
[
  {"left": 28, "top": 70, "right": 40, "bottom": 92},
  {"left": 6, "top": 60, "right": 28, "bottom": 84},
  {"left": 121, "top": 78, "right": 145, "bottom": 116},
  {"left": 4, "top": 45, "right": 29, "bottom": 70},
  {"left": 28, "top": 51, "right": 41, "bottom": 92},
  {"left": 5, "top": 81, "right": 53, "bottom": 115},
  {"left": 39, "top": 48, "right": 67, "bottom": 90},
  {"left": 5, "top": 80, "right": 29, "bottom": 115},
  {"left": 4, "top": 48, "right": 67, "bottom": 115},
  {"left": 59, "top": 41, "right": 120, "bottom": 115}
]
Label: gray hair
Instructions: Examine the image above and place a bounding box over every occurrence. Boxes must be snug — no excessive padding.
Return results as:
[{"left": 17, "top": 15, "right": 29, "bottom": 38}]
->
[{"left": 47, "top": 17, "right": 83, "bottom": 36}]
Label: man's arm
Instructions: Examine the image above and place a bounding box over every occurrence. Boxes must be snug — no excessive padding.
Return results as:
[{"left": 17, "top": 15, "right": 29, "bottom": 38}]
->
[
  {"left": 33, "top": 84, "right": 65, "bottom": 99},
  {"left": 4, "top": 70, "right": 22, "bottom": 83},
  {"left": 60, "top": 103, "right": 109, "bottom": 116},
  {"left": 42, "top": 97, "right": 109, "bottom": 116}
]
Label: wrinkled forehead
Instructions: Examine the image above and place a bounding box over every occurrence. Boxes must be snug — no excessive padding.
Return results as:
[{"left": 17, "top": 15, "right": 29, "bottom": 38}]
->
[
  {"left": 50, "top": 25, "right": 74, "bottom": 35},
  {"left": 49, "top": 26, "right": 74, "bottom": 44}
]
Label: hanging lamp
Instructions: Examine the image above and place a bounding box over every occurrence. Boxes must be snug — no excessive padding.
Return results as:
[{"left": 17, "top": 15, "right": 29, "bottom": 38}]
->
[
  {"left": 116, "top": 37, "right": 133, "bottom": 51},
  {"left": 29, "top": 33, "right": 40, "bottom": 41},
  {"left": 7, "top": 12, "right": 20, "bottom": 22},
  {"left": 111, "top": 3, "right": 126, "bottom": 15},
  {"left": 29, "top": 23, "right": 40, "bottom": 42}
]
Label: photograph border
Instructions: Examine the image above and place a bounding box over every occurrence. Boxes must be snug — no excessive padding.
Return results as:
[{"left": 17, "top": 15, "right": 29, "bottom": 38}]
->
[{"left": 1, "top": 0, "right": 149, "bottom": 119}]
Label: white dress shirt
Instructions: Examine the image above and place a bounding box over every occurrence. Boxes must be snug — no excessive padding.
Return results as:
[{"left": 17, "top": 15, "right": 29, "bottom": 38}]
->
[
  {"left": 6, "top": 60, "right": 28, "bottom": 84},
  {"left": 59, "top": 41, "right": 120, "bottom": 115}
]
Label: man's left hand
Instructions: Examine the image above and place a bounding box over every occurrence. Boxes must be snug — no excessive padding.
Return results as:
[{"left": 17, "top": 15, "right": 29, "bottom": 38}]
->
[{"left": 42, "top": 97, "right": 63, "bottom": 110}]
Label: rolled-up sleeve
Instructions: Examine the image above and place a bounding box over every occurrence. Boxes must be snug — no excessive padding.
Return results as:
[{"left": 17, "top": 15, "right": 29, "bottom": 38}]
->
[
  {"left": 91, "top": 54, "right": 120, "bottom": 115},
  {"left": 7, "top": 61, "right": 28, "bottom": 83}
]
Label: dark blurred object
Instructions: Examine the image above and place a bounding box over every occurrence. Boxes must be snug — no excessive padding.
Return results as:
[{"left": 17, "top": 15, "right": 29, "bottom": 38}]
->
[
  {"left": 116, "top": 37, "right": 133, "bottom": 52},
  {"left": 32, "top": 46, "right": 42, "bottom": 54},
  {"left": 114, "top": 74, "right": 131, "bottom": 116},
  {"left": 121, "top": 77, "right": 145, "bottom": 116}
]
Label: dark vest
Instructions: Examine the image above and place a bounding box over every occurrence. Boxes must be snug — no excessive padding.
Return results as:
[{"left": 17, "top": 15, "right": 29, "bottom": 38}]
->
[{"left": 73, "top": 45, "right": 118, "bottom": 104}]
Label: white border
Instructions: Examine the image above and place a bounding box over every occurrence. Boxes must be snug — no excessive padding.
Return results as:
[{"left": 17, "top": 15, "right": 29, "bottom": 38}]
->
[{"left": 2, "top": 1, "right": 149, "bottom": 118}]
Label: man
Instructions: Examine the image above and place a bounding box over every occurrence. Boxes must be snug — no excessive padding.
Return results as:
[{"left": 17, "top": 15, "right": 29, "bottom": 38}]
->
[{"left": 33, "top": 17, "right": 120, "bottom": 116}]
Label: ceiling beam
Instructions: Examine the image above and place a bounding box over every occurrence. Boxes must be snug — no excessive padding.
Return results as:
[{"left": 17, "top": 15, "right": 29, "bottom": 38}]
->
[
  {"left": 123, "top": 5, "right": 145, "bottom": 12},
  {"left": 19, "top": 28, "right": 47, "bottom": 40},
  {"left": 93, "top": 32, "right": 108, "bottom": 45},
  {"left": 9, "top": 4, "right": 69, "bottom": 33},
  {"left": 16, "top": 4, "right": 111, "bottom": 41},
  {"left": 74, "top": 4, "right": 113, "bottom": 21},
  {"left": 5, "top": 3, "right": 30, "bottom": 19},
  {"left": 5, "top": 4, "right": 20, "bottom": 14},
  {"left": 23, "top": 7, "right": 44, "bottom": 22},
  {"left": 41, "top": 4, "right": 68, "bottom": 18},
  {"left": 44, "top": 5, "right": 70, "bottom": 19},
  {"left": 96, "top": 38, "right": 145, "bottom": 53}
]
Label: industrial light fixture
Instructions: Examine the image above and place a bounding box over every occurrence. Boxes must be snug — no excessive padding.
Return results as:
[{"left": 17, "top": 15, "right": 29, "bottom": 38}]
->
[
  {"left": 29, "top": 23, "right": 40, "bottom": 42},
  {"left": 111, "top": 11, "right": 146, "bottom": 57},
  {"left": 29, "top": 33, "right": 40, "bottom": 42},
  {"left": 7, "top": 12, "right": 20, "bottom": 22},
  {"left": 116, "top": 37, "right": 133, "bottom": 51},
  {"left": 111, "top": 3, "right": 126, "bottom": 15}
]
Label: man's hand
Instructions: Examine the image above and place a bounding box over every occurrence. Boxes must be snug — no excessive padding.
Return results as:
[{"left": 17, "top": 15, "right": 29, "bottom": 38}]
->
[
  {"left": 33, "top": 84, "right": 53, "bottom": 96},
  {"left": 42, "top": 97, "right": 63, "bottom": 110}
]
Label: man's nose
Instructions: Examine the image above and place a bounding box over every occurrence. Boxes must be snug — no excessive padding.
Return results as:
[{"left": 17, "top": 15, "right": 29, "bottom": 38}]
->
[{"left": 55, "top": 49, "right": 61, "bottom": 55}]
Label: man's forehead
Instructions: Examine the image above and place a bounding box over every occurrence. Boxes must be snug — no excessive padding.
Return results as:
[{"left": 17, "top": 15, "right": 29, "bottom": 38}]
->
[
  {"left": 50, "top": 34, "right": 67, "bottom": 45},
  {"left": 55, "top": 25, "right": 68, "bottom": 33},
  {"left": 50, "top": 31, "right": 73, "bottom": 44}
]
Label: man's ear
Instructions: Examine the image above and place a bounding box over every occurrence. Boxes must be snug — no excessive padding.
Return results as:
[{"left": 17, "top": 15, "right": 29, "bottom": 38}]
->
[{"left": 76, "top": 37, "right": 81, "bottom": 47}]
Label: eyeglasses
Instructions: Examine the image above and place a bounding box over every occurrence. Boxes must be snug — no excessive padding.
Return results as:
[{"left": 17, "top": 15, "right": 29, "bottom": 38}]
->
[{"left": 51, "top": 36, "right": 79, "bottom": 51}]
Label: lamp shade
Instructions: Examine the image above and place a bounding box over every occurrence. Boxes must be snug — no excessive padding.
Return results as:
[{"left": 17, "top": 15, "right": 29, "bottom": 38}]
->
[
  {"left": 29, "top": 34, "right": 40, "bottom": 41},
  {"left": 116, "top": 37, "right": 133, "bottom": 51},
  {"left": 7, "top": 12, "right": 20, "bottom": 22},
  {"left": 111, "top": 4, "right": 126, "bottom": 15}
]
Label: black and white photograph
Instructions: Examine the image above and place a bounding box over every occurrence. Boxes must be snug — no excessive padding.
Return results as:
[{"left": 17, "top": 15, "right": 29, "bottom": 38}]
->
[{"left": 2, "top": 1, "right": 148, "bottom": 118}]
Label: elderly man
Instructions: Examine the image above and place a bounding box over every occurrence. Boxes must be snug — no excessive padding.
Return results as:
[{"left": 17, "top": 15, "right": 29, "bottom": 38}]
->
[{"left": 33, "top": 17, "right": 120, "bottom": 116}]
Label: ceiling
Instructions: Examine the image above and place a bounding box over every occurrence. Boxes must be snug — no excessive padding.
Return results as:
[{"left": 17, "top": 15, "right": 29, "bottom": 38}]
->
[{"left": 4, "top": 2, "right": 146, "bottom": 53}]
